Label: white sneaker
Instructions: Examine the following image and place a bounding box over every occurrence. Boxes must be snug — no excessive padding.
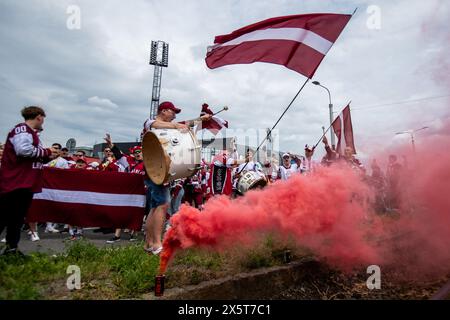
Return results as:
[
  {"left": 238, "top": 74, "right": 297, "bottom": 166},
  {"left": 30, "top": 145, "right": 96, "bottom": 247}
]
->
[
  {"left": 1, "top": 238, "right": 5, "bottom": 243},
  {"left": 30, "top": 232, "right": 40, "bottom": 242},
  {"left": 45, "top": 226, "right": 60, "bottom": 233}
]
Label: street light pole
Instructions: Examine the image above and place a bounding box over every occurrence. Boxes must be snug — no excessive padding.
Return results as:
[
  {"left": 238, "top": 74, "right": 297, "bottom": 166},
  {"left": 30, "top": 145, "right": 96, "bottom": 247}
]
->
[
  {"left": 395, "top": 126, "right": 429, "bottom": 153},
  {"left": 312, "top": 81, "right": 335, "bottom": 149}
]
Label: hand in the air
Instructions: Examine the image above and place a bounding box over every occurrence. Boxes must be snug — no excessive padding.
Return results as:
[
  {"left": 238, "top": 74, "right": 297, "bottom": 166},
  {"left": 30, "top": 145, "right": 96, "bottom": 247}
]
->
[
  {"left": 200, "top": 114, "right": 212, "bottom": 121},
  {"left": 104, "top": 133, "right": 113, "bottom": 147}
]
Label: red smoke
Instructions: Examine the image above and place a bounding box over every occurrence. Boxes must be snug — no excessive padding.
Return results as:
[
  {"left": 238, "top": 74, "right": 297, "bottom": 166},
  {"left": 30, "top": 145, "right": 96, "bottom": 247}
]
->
[
  {"left": 160, "top": 128, "right": 450, "bottom": 280},
  {"left": 160, "top": 165, "right": 383, "bottom": 274}
]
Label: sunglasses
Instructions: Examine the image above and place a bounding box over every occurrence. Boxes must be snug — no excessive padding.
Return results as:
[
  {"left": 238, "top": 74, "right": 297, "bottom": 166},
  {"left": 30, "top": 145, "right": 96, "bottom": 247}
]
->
[
  {"left": 104, "top": 149, "right": 112, "bottom": 153},
  {"left": 74, "top": 154, "right": 84, "bottom": 157},
  {"left": 134, "top": 150, "right": 142, "bottom": 154}
]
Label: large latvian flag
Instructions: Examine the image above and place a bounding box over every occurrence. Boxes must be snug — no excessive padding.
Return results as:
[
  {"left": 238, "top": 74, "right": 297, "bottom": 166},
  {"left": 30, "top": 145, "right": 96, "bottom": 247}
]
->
[
  {"left": 27, "top": 168, "right": 146, "bottom": 230},
  {"left": 206, "top": 13, "right": 352, "bottom": 78}
]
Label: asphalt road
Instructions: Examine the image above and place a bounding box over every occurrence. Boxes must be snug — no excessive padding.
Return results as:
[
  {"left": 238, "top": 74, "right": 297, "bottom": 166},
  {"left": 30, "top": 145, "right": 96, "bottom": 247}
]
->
[{"left": 0, "top": 228, "right": 143, "bottom": 255}]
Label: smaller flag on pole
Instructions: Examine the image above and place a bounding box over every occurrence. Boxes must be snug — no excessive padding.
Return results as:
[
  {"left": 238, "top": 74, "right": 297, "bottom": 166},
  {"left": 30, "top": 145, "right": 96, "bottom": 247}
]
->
[
  {"left": 332, "top": 104, "right": 356, "bottom": 155},
  {"left": 197, "top": 103, "right": 229, "bottom": 135}
]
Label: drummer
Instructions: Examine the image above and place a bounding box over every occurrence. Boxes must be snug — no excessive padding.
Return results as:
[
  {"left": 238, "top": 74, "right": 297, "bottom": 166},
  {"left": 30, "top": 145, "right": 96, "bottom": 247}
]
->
[
  {"left": 236, "top": 150, "right": 263, "bottom": 175},
  {"left": 142, "top": 101, "right": 211, "bottom": 255},
  {"left": 232, "top": 150, "right": 264, "bottom": 196}
]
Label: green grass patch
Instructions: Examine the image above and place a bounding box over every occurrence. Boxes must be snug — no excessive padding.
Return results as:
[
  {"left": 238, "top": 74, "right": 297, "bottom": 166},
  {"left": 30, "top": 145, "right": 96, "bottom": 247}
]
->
[{"left": 0, "top": 236, "right": 301, "bottom": 299}]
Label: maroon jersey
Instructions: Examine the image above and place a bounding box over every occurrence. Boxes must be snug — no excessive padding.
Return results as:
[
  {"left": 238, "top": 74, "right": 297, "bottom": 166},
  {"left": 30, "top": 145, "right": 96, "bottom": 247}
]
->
[
  {"left": 130, "top": 161, "right": 145, "bottom": 175},
  {"left": 0, "top": 123, "right": 51, "bottom": 194}
]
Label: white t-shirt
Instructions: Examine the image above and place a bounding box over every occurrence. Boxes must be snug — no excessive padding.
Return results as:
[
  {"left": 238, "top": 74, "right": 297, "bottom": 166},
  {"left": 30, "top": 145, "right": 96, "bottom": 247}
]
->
[
  {"left": 237, "top": 161, "right": 262, "bottom": 174},
  {"left": 45, "top": 157, "right": 70, "bottom": 169},
  {"left": 279, "top": 163, "right": 299, "bottom": 181},
  {"left": 144, "top": 119, "right": 156, "bottom": 132}
]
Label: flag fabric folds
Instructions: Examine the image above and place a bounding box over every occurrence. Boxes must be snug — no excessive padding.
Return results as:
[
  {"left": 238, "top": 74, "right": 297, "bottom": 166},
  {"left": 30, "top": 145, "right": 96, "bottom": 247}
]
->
[
  {"left": 27, "top": 168, "right": 146, "bottom": 230},
  {"left": 205, "top": 13, "right": 352, "bottom": 78},
  {"left": 332, "top": 104, "right": 356, "bottom": 155},
  {"left": 197, "top": 103, "right": 229, "bottom": 135}
]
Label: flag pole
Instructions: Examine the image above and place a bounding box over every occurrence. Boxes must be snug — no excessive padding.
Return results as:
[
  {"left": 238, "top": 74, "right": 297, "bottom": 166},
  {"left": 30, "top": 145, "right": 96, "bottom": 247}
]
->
[
  {"left": 313, "top": 100, "right": 352, "bottom": 149},
  {"left": 307, "top": 10, "right": 357, "bottom": 150},
  {"left": 238, "top": 77, "right": 310, "bottom": 173}
]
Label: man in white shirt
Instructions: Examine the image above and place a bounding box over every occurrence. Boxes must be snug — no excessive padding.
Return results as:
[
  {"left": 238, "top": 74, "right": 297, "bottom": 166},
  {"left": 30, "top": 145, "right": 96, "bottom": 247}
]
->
[
  {"left": 45, "top": 143, "right": 70, "bottom": 169},
  {"left": 42, "top": 143, "right": 69, "bottom": 234},
  {"left": 142, "top": 101, "right": 211, "bottom": 255},
  {"left": 278, "top": 153, "right": 301, "bottom": 181}
]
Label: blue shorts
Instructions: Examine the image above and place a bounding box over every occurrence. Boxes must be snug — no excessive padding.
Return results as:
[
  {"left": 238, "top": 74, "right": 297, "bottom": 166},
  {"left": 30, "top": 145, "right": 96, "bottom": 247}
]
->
[{"left": 144, "top": 179, "right": 170, "bottom": 209}]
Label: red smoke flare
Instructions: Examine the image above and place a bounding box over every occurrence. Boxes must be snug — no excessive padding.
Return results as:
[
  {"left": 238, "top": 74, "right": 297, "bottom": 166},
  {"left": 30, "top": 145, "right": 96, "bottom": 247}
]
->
[
  {"left": 160, "top": 165, "right": 383, "bottom": 274},
  {"left": 160, "top": 129, "right": 450, "bottom": 281}
]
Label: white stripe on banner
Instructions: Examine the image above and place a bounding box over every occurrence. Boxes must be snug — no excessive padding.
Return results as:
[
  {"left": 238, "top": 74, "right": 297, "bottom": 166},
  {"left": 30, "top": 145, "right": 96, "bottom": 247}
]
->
[
  {"left": 217, "top": 28, "right": 333, "bottom": 55},
  {"left": 33, "top": 188, "right": 146, "bottom": 208}
]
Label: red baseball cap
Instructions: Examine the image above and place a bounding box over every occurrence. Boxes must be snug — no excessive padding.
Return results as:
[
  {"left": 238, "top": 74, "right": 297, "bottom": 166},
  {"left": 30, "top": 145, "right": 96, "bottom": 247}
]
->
[
  {"left": 130, "top": 146, "right": 142, "bottom": 154},
  {"left": 158, "top": 101, "right": 181, "bottom": 114}
]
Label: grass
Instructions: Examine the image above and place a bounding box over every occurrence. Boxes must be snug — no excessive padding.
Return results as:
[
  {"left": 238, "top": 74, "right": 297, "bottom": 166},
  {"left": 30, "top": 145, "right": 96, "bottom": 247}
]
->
[
  {"left": 0, "top": 240, "right": 160, "bottom": 300},
  {"left": 0, "top": 237, "right": 299, "bottom": 300}
]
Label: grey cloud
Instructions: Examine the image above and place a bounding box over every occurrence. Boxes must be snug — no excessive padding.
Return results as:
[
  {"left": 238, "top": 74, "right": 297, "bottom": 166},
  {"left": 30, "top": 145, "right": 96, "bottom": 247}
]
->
[{"left": 1, "top": 0, "right": 449, "bottom": 161}]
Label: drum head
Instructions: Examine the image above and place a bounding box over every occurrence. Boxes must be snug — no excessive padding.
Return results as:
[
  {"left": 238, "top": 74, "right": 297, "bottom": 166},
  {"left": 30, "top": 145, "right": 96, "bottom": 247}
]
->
[
  {"left": 237, "top": 171, "right": 267, "bottom": 194},
  {"left": 249, "top": 178, "right": 267, "bottom": 190},
  {"left": 142, "top": 131, "right": 171, "bottom": 185}
]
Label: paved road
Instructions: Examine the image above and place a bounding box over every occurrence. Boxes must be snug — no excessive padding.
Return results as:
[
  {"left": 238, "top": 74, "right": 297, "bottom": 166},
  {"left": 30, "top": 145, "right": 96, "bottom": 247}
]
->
[{"left": 0, "top": 228, "right": 144, "bottom": 255}]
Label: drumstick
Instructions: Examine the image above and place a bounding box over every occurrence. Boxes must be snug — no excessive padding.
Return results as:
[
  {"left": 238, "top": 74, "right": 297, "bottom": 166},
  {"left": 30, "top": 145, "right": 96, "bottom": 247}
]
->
[
  {"left": 190, "top": 106, "right": 229, "bottom": 122},
  {"left": 211, "top": 106, "right": 229, "bottom": 117}
]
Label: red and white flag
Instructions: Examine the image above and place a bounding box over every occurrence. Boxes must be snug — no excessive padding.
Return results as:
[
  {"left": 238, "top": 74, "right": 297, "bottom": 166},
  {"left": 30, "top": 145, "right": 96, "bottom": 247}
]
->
[
  {"left": 332, "top": 104, "right": 356, "bottom": 155},
  {"left": 205, "top": 13, "right": 352, "bottom": 78},
  {"left": 197, "top": 103, "right": 228, "bottom": 135},
  {"left": 27, "top": 168, "right": 146, "bottom": 230}
]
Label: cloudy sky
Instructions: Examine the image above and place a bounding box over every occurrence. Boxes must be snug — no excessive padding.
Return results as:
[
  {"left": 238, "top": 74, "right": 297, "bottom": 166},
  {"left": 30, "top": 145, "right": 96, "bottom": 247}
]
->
[{"left": 1, "top": 0, "right": 449, "bottom": 161}]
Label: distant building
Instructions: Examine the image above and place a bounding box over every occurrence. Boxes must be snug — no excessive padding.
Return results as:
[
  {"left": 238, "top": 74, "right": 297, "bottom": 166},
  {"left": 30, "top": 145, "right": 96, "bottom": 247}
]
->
[{"left": 92, "top": 137, "right": 286, "bottom": 164}]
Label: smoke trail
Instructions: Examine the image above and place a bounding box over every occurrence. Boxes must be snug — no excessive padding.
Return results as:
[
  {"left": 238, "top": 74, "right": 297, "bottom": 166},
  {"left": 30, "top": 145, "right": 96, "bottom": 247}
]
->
[
  {"left": 159, "top": 128, "right": 450, "bottom": 281},
  {"left": 160, "top": 165, "right": 383, "bottom": 274}
]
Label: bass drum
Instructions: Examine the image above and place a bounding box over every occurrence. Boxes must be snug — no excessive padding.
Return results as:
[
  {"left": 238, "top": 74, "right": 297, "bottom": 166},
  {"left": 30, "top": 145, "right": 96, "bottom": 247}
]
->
[
  {"left": 142, "top": 129, "right": 202, "bottom": 185},
  {"left": 237, "top": 171, "right": 267, "bottom": 194}
]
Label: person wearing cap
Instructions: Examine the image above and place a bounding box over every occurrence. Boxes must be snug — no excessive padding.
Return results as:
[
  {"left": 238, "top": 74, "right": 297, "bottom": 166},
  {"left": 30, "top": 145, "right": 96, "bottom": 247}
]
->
[
  {"left": 278, "top": 153, "right": 301, "bottom": 181},
  {"left": 141, "top": 101, "right": 212, "bottom": 255}
]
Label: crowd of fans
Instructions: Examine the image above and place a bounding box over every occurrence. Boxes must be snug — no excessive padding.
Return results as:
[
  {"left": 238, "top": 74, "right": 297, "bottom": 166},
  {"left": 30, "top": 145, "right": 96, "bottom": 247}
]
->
[
  {"left": 0, "top": 104, "right": 406, "bottom": 256},
  {"left": 0, "top": 132, "right": 404, "bottom": 245}
]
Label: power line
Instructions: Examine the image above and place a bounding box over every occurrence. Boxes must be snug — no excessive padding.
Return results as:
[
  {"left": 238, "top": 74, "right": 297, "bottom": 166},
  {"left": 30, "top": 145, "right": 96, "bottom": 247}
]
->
[{"left": 352, "top": 94, "right": 450, "bottom": 111}]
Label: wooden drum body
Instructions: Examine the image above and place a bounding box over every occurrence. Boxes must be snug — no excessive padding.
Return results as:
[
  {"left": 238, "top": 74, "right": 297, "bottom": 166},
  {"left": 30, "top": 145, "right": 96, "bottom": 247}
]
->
[{"left": 142, "top": 129, "right": 201, "bottom": 185}]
